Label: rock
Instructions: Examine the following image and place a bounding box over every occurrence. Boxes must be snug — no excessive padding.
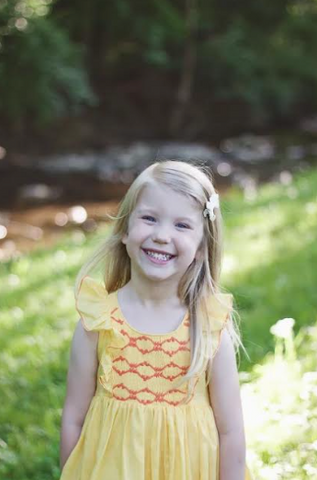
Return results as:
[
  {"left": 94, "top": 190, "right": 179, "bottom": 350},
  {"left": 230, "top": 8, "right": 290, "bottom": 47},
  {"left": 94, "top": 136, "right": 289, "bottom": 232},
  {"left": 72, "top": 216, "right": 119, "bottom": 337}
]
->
[
  {"left": 155, "top": 142, "right": 221, "bottom": 163},
  {"left": 18, "top": 184, "right": 63, "bottom": 205},
  {"left": 299, "top": 115, "right": 317, "bottom": 134},
  {"left": 35, "top": 153, "right": 97, "bottom": 173},
  {"left": 220, "top": 134, "right": 275, "bottom": 163},
  {"left": 308, "top": 144, "right": 317, "bottom": 156},
  {"left": 285, "top": 145, "right": 306, "bottom": 162},
  {"left": 29, "top": 142, "right": 223, "bottom": 182}
]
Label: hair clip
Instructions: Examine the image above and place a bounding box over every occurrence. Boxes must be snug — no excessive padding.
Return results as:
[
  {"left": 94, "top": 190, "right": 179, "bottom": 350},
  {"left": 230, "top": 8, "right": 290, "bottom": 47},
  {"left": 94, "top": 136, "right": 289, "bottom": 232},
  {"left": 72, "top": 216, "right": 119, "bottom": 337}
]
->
[{"left": 203, "top": 193, "right": 219, "bottom": 221}]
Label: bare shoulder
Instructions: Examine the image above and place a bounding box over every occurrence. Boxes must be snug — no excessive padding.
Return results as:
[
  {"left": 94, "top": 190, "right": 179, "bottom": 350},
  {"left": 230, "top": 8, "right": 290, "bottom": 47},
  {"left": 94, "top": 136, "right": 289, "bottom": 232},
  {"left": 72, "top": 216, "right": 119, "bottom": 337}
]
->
[
  {"left": 74, "top": 318, "right": 99, "bottom": 347},
  {"left": 69, "top": 319, "right": 99, "bottom": 376},
  {"left": 62, "top": 320, "right": 99, "bottom": 425},
  {"left": 208, "top": 328, "right": 245, "bottom": 435},
  {"left": 213, "top": 327, "right": 236, "bottom": 369}
]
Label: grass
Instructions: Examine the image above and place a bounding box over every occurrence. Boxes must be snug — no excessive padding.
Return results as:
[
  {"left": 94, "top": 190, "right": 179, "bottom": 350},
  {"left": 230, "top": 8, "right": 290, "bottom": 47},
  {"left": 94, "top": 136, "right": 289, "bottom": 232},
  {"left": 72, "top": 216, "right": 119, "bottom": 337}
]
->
[
  {"left": 0, "top": 167, "right": 316, "bottom": 479},
  {"left": 221, "top": 170, "right": 317, "bottom": 369}
]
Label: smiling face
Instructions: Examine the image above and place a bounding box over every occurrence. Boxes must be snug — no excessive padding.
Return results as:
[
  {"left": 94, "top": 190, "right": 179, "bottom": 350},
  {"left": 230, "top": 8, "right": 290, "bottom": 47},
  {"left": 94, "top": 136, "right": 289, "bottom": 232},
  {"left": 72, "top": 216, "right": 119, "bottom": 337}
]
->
[{"left": 122, "top": 181, "right": 204, "bottom": 288}]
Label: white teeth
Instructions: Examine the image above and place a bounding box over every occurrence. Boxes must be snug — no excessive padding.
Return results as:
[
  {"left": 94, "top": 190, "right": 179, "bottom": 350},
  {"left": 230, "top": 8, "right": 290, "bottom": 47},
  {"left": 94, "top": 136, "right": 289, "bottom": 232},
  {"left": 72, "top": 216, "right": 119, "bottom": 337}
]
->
[{"left": 145, "top": 250, "right": 173, "bottom": 261}]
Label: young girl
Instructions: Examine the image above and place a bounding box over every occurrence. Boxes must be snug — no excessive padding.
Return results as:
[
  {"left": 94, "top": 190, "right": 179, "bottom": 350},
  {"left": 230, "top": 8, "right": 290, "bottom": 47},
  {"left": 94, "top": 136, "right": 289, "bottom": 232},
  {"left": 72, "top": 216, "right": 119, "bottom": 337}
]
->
[{"left": 60, "top": 160, "right": 253, "bottom": 480}]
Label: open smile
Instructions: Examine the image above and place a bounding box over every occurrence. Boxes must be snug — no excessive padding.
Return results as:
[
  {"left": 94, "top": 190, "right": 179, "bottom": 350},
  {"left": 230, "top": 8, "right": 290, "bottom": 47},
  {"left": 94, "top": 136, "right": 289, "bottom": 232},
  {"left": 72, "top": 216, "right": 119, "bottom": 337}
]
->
[{"left": 142, "top": 248, "right": 176, "bottom": 264}]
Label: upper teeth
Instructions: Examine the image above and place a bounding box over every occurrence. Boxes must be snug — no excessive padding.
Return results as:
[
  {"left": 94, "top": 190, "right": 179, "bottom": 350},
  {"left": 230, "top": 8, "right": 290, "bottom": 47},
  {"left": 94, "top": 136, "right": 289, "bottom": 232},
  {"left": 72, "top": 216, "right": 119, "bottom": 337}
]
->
[{"left": 145, "top": 250, "right": 173, "bottom": 260}]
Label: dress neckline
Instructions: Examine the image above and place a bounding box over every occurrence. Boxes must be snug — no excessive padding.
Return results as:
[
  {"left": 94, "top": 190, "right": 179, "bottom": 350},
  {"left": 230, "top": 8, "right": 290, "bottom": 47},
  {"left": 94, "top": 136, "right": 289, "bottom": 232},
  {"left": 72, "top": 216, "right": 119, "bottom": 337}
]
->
[{"left": 114, "top": 290, "right": 189, "bottom": 337}]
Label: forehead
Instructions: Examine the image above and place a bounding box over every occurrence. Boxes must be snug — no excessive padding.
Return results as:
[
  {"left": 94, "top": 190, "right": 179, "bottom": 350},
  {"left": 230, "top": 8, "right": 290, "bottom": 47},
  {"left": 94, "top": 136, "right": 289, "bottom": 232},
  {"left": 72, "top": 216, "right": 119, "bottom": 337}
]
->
[{"left": 135, "top": 182, "right": 201, "bottom": 216}]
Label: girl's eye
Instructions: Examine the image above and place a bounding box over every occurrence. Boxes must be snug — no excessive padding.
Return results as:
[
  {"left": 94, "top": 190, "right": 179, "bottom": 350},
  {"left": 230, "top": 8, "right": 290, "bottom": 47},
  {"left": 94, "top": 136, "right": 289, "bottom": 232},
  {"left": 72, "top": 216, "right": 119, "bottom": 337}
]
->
[
  {"left": 176, "top": 223, "right": 190, "bottom": 229},
  {"left": 142, "top": 215, "right": 156, "bottom": 222}
]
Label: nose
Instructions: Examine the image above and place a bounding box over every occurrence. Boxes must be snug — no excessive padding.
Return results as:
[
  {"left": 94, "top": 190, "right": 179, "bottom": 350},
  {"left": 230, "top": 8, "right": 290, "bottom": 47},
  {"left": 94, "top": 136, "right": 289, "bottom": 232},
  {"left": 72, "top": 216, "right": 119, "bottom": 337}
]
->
[{"left": 152, "top": 225, "right": 171, "bottom": 244}]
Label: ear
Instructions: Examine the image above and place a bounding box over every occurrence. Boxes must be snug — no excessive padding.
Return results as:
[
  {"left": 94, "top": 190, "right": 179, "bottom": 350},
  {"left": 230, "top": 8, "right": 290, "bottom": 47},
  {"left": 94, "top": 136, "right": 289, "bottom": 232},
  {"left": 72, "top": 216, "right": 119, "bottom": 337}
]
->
[
  {"left": 122, "top": 233, "right": 128, "bottom": 245},
  {"left": 195, "top": 245, "right": 202, "bottom": 261},
  {"left": 195, "top": 235, "right": 205, "bottom": 261},
  {"left": 195, "top": 251, "right": 201, "bottom": 261}
]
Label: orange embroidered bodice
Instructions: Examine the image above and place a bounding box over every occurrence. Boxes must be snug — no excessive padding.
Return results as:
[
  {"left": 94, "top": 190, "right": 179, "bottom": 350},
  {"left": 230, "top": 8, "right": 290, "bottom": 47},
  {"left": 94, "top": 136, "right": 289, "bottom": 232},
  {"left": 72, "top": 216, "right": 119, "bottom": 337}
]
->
[{"left": 75, "top": 276, "right": 233, "bottom": 408}]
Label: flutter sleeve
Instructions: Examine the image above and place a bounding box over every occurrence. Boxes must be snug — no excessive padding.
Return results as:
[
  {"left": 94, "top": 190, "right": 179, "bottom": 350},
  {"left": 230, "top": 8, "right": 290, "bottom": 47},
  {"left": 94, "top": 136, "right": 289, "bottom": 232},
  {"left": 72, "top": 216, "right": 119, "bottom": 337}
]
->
[
  {"left": 75, "top": 275, "right": 126, "bottom": 346},
  {"left": 74, "top": 276, "right": 126, "bottom": 394},
  {"left": 205, "top": 292, "right": 233, "bottom": 331},
  {"left": 75, "top": 276, "right": 115, "bottom": 331},
  {"left": 202, "top": 292, "right": 234, "bottom": 360}
]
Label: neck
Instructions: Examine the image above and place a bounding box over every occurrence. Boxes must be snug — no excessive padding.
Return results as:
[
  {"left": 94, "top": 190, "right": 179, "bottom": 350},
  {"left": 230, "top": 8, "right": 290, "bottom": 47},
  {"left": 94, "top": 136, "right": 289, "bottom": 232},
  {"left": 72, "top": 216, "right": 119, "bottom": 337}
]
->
[{"left": 123, "top": 273, "right": 183, "bottom": 308}]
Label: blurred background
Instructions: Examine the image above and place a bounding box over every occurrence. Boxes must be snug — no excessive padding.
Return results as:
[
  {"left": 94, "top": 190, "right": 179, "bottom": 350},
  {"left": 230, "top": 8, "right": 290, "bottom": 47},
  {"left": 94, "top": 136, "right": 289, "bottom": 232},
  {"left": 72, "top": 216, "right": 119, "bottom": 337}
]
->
[{"left": 0, "top": 1, "right": 317, "bottom": 479}]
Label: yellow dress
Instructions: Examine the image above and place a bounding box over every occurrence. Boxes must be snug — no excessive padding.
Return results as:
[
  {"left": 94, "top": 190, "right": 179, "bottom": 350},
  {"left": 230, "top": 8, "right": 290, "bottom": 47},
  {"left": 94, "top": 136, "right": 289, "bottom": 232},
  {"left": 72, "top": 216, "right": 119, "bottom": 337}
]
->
[{"left": 60, "top": 277, "right": 252, "bottom": 480}]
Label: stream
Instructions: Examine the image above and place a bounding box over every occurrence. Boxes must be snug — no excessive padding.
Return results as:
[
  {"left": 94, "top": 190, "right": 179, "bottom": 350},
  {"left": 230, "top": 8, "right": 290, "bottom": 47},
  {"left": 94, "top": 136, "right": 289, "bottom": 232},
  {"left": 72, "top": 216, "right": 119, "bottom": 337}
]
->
[{"left": 1, "top": 135, "right": 317, "bottom": 261}]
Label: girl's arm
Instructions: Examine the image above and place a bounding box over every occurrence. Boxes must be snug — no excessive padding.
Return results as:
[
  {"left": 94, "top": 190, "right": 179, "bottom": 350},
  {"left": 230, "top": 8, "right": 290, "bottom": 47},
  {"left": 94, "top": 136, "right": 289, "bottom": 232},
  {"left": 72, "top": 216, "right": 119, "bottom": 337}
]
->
[
  {"left": 60, "top": 319, "right": 99, "bottom": 470},
  {"left": 208, "top": 328, "right": 246, "bottom": 480}
]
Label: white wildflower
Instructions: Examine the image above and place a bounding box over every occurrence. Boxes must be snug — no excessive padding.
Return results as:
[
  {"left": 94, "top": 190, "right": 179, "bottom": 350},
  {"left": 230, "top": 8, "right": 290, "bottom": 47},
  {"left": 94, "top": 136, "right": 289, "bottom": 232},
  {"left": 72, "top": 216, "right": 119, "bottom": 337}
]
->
[{"left": 270, "top": 318, "right": 295, "bottom": 339}]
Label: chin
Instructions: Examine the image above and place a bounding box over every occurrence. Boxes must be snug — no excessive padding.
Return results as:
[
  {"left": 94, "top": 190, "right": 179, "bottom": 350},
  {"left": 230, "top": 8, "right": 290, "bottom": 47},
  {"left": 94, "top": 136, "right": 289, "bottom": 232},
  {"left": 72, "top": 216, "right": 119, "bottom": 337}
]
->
[{"left": 143, "top": 271, "right": 171, "bottom": 281}]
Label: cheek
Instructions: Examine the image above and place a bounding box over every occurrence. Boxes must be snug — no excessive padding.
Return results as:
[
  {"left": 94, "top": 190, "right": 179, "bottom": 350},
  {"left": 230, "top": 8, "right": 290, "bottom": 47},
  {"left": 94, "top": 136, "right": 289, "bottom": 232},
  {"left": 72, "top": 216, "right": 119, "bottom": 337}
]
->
[
  {"left": 179, "top": 232, "right": 203, "bottom": 256},
  {"left": 177, "top": 236, "right": 197, "bottom": 255},
  {"left": 128, "top": 223, "right": 152, "bottom": 243}
]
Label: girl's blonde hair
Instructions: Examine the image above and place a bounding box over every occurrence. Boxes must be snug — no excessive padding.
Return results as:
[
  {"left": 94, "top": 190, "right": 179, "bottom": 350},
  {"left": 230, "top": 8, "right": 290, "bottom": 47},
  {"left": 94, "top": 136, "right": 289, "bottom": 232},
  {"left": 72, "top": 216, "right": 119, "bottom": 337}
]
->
[{"left": 75, "top": 160, "right": 246, "bottom": 402}]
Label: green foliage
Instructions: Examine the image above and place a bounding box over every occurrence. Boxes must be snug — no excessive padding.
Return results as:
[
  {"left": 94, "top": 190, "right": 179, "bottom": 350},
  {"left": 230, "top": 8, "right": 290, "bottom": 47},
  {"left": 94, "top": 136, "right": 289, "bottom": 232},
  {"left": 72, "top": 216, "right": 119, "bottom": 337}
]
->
[
  {"left": 221, "top": 168, "right": 317, "bottom": 368},
  {"left": 0, "top": 168, "right": 316, "bottom": 478},
  {"left": 55, "top": 0, "right": 317, "bottom": 121},
  {"left": 0, "top": 0, "right": 95, "bottom": 125},
  {"left": 241, "top": 322, "right": 317, "bottom": 479},
  {"left": 197, "top": 6, "right": 317, "bottom": 118},
  {"left": 0, "top": 229, "right": 98, "bottom": 479},
  {"left": 2, "top": 0, "right": 317, "bottom": 124}
]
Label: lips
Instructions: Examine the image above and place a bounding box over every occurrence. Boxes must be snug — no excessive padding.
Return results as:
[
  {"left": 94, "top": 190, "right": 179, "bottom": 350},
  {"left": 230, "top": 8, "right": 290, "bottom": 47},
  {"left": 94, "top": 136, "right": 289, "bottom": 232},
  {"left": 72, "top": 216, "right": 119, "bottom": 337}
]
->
[
  {"left": 143, "top": 248, "right": 175, "bottom": 256},
  {"left": 142, "top": 248, "right": 176, "bottom": 261}
]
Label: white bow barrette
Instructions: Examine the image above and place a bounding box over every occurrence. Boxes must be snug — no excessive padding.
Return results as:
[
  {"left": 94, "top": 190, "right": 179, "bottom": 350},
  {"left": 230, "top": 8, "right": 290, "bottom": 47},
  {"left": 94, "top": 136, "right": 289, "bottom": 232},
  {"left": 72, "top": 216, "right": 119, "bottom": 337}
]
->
[{"left": 203, "top": 193, "right": 219, "bottom": 221}]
